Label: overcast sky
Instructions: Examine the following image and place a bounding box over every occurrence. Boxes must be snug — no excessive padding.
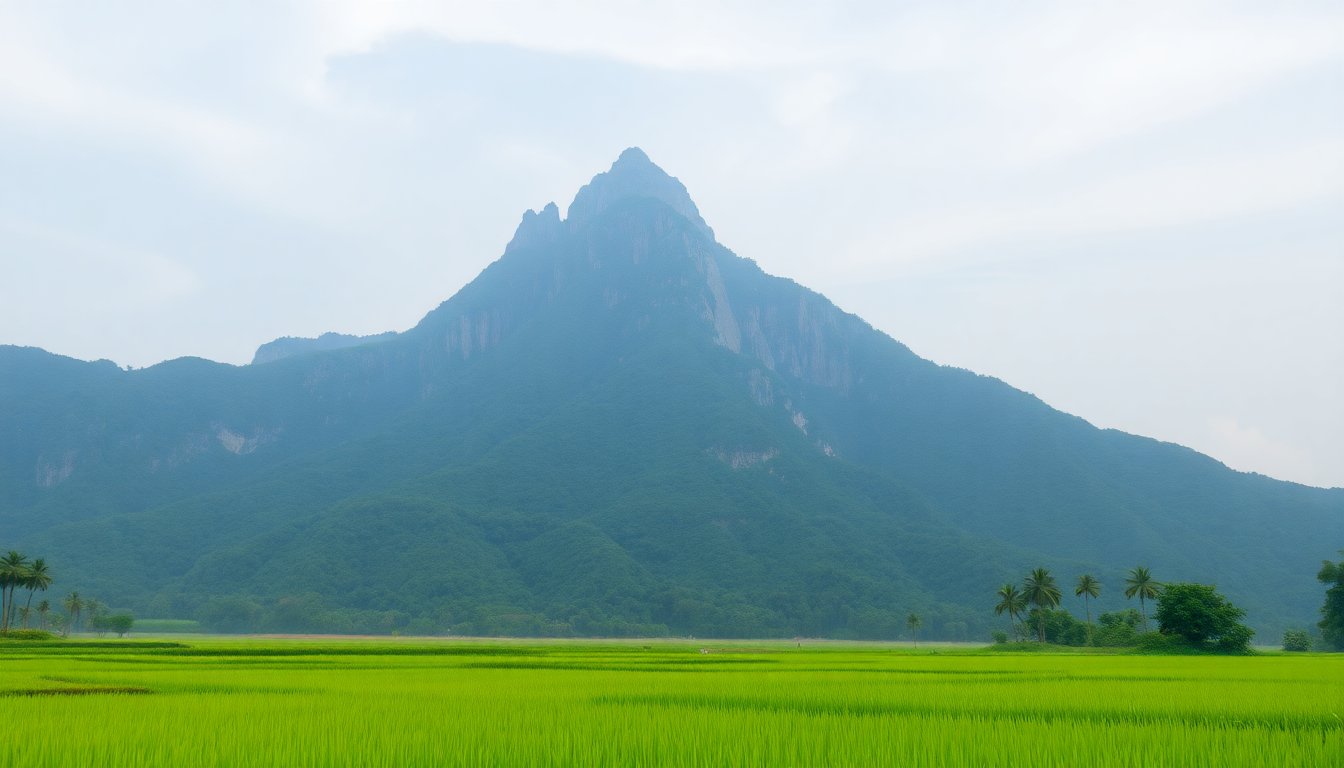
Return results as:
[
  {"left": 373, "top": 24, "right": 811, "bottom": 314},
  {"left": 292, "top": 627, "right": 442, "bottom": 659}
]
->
[{"left": 1, "top": 1, "right": 1340, "bottom": 488}]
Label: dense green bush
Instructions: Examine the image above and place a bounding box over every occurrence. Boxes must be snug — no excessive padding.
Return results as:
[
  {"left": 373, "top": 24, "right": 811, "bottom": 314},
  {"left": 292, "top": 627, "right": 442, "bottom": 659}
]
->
[
  {"left": 1133, "top": 632, "right": 1212, "bottom": 654},
  {"left": 0, "top": 629, "right": 54, "bottom": 641},
  {"left": 1281, "top": 630, "right": 1311, "bottom": 652},
  {"left": 1155, "top": 584, "right": 1253, "bottom": 654},
  {"left": 1093, "top": 609, "right": 1142, "bottom": 647},
  {"left": 90, "top": 613, "right": 135, "bottom": 638},
  {"left": 1024, "top": 609, "right": 1088, "bottom": 646}
]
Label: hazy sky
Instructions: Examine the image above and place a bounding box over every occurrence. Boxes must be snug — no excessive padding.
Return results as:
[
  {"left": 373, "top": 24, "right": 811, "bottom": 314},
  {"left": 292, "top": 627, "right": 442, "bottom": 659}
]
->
[{"left": 2, "top": 2, "right": 1340, "bottom": 488}]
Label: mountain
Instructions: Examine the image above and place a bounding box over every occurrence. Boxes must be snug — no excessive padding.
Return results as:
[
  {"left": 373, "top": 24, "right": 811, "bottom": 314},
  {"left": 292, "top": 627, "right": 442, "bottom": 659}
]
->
[{"left": 2, "top": 149, "right": 1339, "bottom": 639}]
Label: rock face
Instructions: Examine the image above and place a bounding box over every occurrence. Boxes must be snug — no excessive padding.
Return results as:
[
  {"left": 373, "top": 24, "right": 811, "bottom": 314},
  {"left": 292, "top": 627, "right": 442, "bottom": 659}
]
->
[
  {"left": 0, "top": 149, "right": 1339, "bottom": 640},
  {"left": 252, "top": 331, "right": 396, "bottom": 365}
]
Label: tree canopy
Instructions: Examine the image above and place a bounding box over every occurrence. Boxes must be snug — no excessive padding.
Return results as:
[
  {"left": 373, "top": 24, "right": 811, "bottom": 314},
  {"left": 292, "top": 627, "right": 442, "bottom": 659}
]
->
[
  {"left": 1318, "top": 553, "right": 1344, "bottom": 651},
  {"left": 1154, "top": 583, "right": 1253, "bottom": 653}
]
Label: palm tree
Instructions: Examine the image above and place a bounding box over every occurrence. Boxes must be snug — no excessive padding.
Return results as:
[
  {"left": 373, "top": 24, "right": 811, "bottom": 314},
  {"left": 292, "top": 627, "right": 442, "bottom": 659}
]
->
[
  {"left": 1075, "top": 574, "right": 1101, "bottom": 644},
  {"left": 906, "top": 613, "right": 922, "bottom": 648},
  {"left": 83, "top": 598, "right": 104, "bottom": 634},
  {"left": 22, "top": 559, "right": 52, "bottom": 628},
  {"left": 0, "top": 551, "right": 31, "bottom": 633},
  {"left": 994, "top": 584, "right": 1027, "bottom": 640},
  {"left": 36, "top": 600, "right": 50, "bottom": 629},
  {"left": 1124, "top": 566, "right": 1161, "bottom": 632},
  {"left": 1022, "top": 568, "right": 1062, "bottom": 643},
  {"left": 62, "top": 592, "right": 82, "bottom": 636}
]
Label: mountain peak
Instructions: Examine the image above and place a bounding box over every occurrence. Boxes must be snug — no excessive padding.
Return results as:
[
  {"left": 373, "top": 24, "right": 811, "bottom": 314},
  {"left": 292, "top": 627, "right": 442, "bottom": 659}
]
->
[
  {"left": 506, "top": 201, "right": 563, "bottom": 254},
  {"left": 566, "top": 148, "right": 714, "bottom": 240},
  {"left": 613, "top": 146, "right": 653, "bottom": 167}
]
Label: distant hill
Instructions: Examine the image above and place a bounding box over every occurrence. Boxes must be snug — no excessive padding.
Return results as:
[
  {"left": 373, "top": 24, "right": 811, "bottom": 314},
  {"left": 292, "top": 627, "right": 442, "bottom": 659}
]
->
[
  {"left": 2, "top": 148, "right": 1339, "bottom": 639},
  {"left": 252, "top": 331, "right": 397, "bottom": 365}
]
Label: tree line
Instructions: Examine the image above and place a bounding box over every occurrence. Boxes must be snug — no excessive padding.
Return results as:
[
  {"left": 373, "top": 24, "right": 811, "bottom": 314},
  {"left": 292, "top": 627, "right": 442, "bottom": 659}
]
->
[
  {"left": 992, "top": 565, "right": 1254, "bottom": 653},
  {"left": 0, "top": 551, "right": 132, "bottom": 637}
]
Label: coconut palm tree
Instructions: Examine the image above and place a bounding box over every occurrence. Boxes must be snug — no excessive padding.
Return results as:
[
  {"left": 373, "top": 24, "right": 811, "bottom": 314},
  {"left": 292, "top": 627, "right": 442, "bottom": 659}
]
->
[
  {"left": 83, "top": 598, "right": 104, "bottom": 634},
  {"left": 1022, "top": 568, "right": 1062, "bottom": 643},
  {"left": 906, "top": 613, "right": 922, "bottom": 648},
  {"left": 37, "top": 600, "right": 50, "bottom": 629},
  {"left": 994, "top": 583, "right": 1027, "bottom": 640},
  {"left": 1075, "top": 574, "right": 1101, "bottom": 643},
  {"left": 62, "top": 592, "right": 82, "bottom": 636},
  {"left": 1124, "top": 566, "right": 1161, "bottom": 632},
  {"left": 22, "top": 559, "right": 52, "bottom": 628},
  {"left": 0, "top": 551, "right": 31, "bottom": 633}
]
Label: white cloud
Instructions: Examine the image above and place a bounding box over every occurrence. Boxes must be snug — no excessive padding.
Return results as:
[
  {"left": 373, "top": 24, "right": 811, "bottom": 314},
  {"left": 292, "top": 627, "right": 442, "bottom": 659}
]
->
[
  {"left": 849, "top": 137, "right": 1344, "bottom": 274},
  {"left": 0, "top": 217, "right": 200, "bottom": 302},
  {"left": 954, "top": 4, "right": 1344, "bottom": 165}
]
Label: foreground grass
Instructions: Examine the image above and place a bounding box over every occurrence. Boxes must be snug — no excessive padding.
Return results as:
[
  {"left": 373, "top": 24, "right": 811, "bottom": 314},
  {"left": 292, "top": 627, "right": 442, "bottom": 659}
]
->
[{"left": 0, "top": 638, "right": 1338, "bottom": 766}]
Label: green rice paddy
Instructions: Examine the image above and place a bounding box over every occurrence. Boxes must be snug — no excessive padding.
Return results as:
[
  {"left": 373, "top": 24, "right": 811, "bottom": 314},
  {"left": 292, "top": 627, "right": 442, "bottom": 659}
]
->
[{"left": 1, "top": 638, "right": 1339, "bottom": 766}]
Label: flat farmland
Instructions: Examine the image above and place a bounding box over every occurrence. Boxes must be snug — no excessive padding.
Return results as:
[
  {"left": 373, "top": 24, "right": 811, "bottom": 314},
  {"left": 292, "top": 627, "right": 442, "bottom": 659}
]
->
[{"left": 0, "top": 639, "right": 1338, "bottom": 766}]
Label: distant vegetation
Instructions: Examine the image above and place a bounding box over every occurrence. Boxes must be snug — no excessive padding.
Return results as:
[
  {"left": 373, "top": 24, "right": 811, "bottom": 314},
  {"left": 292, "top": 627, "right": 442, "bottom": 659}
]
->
[
  {"left": 1318, "top": 552, "right": 1344, "bottom": 650},
  {"left": 0, "top": 551, "right": 130, "bottom": 639},
  {"left": 0, "top": 542, "right": 1330, "bottom": 653},
  {"left": 1282, "top": 630, "right": 1311, "bottom": 652},
  {"left": 0, "top": 550, "right": 52, "bottom": 633},
  {"left": 998, "top": 566, "right": 1258, "bottom": 654}
]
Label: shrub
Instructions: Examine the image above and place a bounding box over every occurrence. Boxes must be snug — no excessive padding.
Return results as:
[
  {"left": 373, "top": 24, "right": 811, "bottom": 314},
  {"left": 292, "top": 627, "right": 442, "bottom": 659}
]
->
[
  {"left": 1133, "top": 632, "right": 1210, "bottom": 654},
  {"left": 992, "top": 631, "right": 1008, "bottom": 644},
  {"left": 90, "top": 613, "right": 135, "bottom": 638},
  {"left": 1155, "top": 583, "right": 1253, "bottom": 654},
  {"left": 1093, "top": 609, "right": 1142, "bottom": 647},
  {"left": 1282, "top": 630, "right": 1311, "bottom": 652},
  {"left": 1024, "top": 609, "right": 1088, "bottom": 646},
  {"left": 0, "top": 629, "right": 55, "bottom": 641}
]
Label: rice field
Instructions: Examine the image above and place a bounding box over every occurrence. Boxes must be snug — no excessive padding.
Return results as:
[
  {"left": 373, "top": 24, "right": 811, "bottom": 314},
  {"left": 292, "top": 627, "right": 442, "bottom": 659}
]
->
[{"left": 0, "top": 638, "right": 1338, "bottom": 766}]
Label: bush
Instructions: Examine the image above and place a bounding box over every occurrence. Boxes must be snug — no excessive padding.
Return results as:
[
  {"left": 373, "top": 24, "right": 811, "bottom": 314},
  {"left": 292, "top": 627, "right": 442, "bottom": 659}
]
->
[
  {"left": 1282, "top": 630, "right": 1311, "bottom": 652},
  {"left": 992, "top": 631, "right": 1008, "bottom": 644},
  {"left": 1155, "top": 583, "right": 1253, "bottom": 654},
  {"left": 1133, "top": 632, "right": 1212, "bottom": 655},
  {"left": 1024, "top": 609, "right": 1088, "bottom": 646},
  {"left": 90, "top": 613, "right": 135, "bottom": 638},
  {"left": 0, "top": 629, "right": 55, "bottom": 641},
  {"left": 1093, "top": 609, "right": 1142, "bottom": 647}
]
